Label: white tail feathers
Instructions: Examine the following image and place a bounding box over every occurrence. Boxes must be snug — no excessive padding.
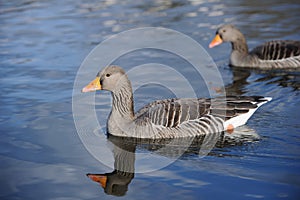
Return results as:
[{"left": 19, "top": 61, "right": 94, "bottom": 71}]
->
[{"left": 224, "top": 97, "right": 272, "bottom": 131}]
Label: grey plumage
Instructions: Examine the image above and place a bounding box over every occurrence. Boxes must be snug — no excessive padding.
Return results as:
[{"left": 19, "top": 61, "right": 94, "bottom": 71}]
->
[
  {"left": 251, "top": 40, "right": 300, "bottom": 60},
  {"left": 210, "top": 24, "right": 300, "bottom": 69},
  {"left": 82, "top": 66, "right": 271, "bottom": 139}
]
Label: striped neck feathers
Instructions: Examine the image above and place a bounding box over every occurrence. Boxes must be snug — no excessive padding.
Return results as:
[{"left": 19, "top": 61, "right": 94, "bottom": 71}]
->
[
  {"left": 231, "top": 33, "right": 249, "bottom": 55},
  {"left": 111, "top": 77, "right": 134, "bottom": 120}
]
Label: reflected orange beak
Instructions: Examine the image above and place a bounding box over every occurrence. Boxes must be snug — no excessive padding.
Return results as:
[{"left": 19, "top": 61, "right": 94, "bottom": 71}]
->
[
  {"left": 82, "top": 77, "right": 101, "bottom": 93},
  {"left": 87, "top": 174, "right": 107, "bottom": 189},
  {"left": 209, "top": 34, "right": 223, "bottom": 48}
]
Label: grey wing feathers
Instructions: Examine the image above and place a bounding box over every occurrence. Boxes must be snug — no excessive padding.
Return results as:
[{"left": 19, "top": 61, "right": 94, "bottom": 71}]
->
[
  {"left": 250, "top": 40, "right": 300, "bottom": 60},
  {"left": 135, "top": 96, "right": 268, "bottom": 127},
  {"left": 209, "top": 96, "right": 264, "bottom": 120},
  {"left": 135, "top": 98, "right": 210, "bottom": 128}
]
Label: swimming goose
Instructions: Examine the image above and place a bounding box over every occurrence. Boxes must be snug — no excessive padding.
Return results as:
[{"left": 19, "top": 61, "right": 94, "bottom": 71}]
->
[
  {"left": 82, "top": 65, "right": 271, "bottom": 139},
  {"left": 209, "top": 24, "right": 300, "bottom": 69}
]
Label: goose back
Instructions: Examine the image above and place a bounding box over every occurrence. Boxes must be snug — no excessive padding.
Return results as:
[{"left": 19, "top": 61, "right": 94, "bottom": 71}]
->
[
  {"left": 134, "top": 98, "right": 211, "bottom": 128},
  {"left": 129, "top": 96, "right": 269, "bottom": 138},
  {"left": 250, "top": 40, "right": 300, "bottom": 60}
]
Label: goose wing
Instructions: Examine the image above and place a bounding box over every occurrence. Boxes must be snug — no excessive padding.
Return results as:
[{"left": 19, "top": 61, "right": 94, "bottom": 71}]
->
[
  {"left": 135, "top": 98, "right": 210, "bottom": 128},
  {"left": 135, "top": 96, "right": 269, "bottom": 128},
  {"left": 250, "top": 40, "right": 300, "bottom": 61}
]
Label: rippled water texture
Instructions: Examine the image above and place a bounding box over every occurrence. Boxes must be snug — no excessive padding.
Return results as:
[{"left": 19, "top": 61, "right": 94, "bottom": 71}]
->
[{"left": 1, "top": 0, "right": 300, "bottom": 199}]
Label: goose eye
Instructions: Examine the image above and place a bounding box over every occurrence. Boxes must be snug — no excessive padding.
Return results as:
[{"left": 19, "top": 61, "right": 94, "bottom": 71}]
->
[
  {"left": 223, "top": 29, "right": 226, "bottom": 33},
  {"left": 106, "top": 74, "right": 110, "bottom": 77}
]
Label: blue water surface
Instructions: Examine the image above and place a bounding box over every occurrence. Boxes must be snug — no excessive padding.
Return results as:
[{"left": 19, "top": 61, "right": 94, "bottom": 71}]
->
[{"left": 0, "top": 0, "right": 300, "bottom": 199}]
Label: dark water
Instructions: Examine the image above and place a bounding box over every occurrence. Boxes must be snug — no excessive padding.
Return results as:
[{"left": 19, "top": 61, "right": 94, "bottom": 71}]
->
[{"left": 1, "top": 0, "right": 300, "bottom": 199}]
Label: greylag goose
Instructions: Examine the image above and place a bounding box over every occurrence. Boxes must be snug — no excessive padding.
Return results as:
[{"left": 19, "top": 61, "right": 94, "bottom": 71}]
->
[
  {"left": 82, "top": 65, "right": 271, "bottom": 139},
  {"left": 209, "top": 24, "right": 300, "bottom": 69}
]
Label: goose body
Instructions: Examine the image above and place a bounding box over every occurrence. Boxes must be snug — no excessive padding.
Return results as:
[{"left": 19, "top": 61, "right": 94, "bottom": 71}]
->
[
  {"left": 209, "top": 24, "right": 300, "bottom": 69},
  {"left": 82, "top": 66, "right": 271, "bottom": 139}
]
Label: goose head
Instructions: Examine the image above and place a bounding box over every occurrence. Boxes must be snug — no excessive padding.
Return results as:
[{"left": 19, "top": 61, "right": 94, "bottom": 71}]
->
[
  {"left": 209, "top": 24, "right": 245, "bottom": 48},
  {"left": 82, "top": 65, "right": 128, "bottom": 93}
]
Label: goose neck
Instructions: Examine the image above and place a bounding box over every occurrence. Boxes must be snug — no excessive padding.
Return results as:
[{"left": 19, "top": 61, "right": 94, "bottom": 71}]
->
[
  {"left": 231, "top": 39, "right": 249, "bottom": 55},
  {"left": 229, "top": 31, "right": 249, "bottom": 55},
  {"left": 111, "top": 83, "right": 134, "bottom": 121}
]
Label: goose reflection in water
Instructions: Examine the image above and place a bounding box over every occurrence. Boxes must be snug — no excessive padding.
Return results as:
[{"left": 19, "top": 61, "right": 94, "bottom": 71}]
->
[
  {"left": 87, "top": 140, "right": 135, "bottom": 196},
  {"left": 223, "top": 67, "right": 300, "bottom": 96},
  {"left": 86, "top": 128, "right": 259, "bottom": 196}
]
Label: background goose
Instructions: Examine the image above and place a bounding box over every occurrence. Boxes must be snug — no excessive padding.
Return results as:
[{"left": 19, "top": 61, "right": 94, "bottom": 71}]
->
[
  {"left": 82, "top": 65, "right": 271, "bottom": 139},
  {"left": 209, "top": 24, "right": 300, "bottom": 69}
]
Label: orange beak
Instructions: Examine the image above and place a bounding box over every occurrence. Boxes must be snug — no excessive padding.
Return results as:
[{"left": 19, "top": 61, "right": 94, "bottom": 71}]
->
[
  {"left": 209, "top": 34, "right": 223, "bottom": 48},
  {"left": 87, "top": 174, "right": 107, "bottom": 189},
  {"left": 82, "top": 77, "right": 101, "bottom": 93}
]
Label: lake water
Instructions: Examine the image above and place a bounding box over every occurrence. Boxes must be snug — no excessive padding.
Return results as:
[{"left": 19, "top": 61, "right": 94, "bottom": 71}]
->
[{"left": 1, "top": 0, "right": 300, "bottom": 199}]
